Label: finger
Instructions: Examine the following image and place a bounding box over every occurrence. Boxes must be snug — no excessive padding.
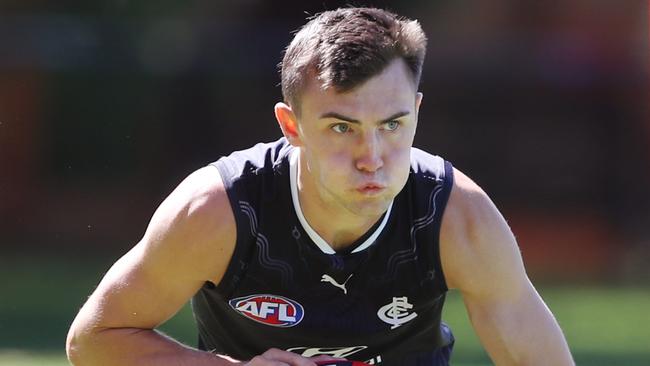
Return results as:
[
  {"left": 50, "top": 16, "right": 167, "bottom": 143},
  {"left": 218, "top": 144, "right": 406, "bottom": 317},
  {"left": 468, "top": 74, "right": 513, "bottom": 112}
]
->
[
  {"left": 310, "top": 355, "right": 348, "bottom": 362},
  {"left": 246, "top": 355, "right": 290, "bottom": 366},
  {"left": 261, "top": 348, "right": 317, "bottom": 366}
]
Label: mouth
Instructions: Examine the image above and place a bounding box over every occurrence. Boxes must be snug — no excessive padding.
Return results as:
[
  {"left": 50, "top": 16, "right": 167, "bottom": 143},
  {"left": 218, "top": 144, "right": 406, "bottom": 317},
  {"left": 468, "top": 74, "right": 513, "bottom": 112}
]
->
[{"left": 356, "top": 183, "right": 386, "bottom": 195}]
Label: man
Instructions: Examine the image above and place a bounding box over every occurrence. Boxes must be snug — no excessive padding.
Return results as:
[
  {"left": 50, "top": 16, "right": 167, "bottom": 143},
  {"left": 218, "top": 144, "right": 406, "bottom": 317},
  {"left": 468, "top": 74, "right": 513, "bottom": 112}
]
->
[{"left": 66, "top": 7, "right": 574, "bottom": 366}]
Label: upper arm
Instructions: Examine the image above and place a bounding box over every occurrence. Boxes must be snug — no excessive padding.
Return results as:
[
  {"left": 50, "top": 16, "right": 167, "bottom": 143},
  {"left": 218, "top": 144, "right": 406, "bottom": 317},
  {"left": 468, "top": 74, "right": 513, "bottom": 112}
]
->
[
  {"left": 71, "top": 166, "right": 236, "bottom": 333},
  {"left": 440, "top": 168, "right": 573, "bottom": 365},
  {"left": 441, "top": 168, "right": 526, "bottom": 297}
]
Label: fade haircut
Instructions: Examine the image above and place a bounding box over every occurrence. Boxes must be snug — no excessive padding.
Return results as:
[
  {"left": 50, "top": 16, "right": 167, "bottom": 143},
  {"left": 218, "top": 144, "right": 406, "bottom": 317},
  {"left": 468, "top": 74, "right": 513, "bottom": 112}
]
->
[{"left": 280, "top": 7, "right": 427, "bottom": 112}]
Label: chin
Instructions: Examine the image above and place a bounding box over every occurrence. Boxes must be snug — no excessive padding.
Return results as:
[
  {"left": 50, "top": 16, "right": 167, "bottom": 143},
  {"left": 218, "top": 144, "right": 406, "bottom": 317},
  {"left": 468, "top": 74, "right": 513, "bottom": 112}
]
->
[{"left": 346, "top": 198, "right": 392, "bottom": 217}]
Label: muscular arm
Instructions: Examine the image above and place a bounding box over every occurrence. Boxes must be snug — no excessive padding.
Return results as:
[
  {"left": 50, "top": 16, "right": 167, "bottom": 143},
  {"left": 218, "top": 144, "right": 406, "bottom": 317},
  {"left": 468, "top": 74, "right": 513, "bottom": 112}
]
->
[
  {"left": 440, "top": 168, "right": 574, "bottom": 366},
  {"left": 67, "top": 166, "right": 347, "bottom": 366},
  {"left": 66, "top": 166, "right": 237, "bottom": 365}
]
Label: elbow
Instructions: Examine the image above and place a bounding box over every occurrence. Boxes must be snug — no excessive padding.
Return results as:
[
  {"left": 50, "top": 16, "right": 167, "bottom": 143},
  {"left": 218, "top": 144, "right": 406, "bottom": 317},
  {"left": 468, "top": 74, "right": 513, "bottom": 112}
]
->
[
  {"left": 66, "top": 336, "right": 79, "bottom": 364},
  {"left": 66, "top": 323, "right": 85, "bottom": 365},
  {"left": 66, "top": 318, "right": 99, "bottom": 365}
]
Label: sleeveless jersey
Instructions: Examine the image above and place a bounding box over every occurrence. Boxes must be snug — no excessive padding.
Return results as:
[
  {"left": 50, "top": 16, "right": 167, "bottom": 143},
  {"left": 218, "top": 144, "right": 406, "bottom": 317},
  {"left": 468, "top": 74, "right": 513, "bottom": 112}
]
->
[{"left": 191, "top": 138, "right": 455, "bottom": 365}]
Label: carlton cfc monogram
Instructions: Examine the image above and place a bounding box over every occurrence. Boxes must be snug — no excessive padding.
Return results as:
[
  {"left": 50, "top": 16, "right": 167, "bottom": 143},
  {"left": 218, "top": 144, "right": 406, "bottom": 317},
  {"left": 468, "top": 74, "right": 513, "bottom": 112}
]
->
[{"left": 377, "top": 297, "right": 418, "bottom": 329}]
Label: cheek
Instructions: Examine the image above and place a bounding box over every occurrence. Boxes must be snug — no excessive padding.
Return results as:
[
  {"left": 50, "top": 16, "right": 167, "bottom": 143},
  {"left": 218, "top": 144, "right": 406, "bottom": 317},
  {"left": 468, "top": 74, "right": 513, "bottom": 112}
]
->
[
  {"left": 320, "top": 152, "right": 351, "bottom": 178},
  {"left": 385, "top": 146, "right": 412, "bottom": 181},
  {"left": 306, "top": 148, "right": 350, "bottom": 180}
]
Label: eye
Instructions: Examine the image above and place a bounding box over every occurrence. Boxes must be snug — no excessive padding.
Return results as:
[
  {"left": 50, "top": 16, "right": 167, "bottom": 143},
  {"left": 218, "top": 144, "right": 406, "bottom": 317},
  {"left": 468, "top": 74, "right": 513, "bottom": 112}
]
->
[
  {"left": 331, "top": 123, "right": 351, "bottom": 134},
  {"left": 383, "top": 120, "right": 400, "bottom": 131}
]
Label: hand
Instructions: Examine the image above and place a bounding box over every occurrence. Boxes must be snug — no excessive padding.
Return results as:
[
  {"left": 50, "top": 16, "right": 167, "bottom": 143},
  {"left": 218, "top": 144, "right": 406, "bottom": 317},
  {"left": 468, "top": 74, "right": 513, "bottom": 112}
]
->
[{"left": 239, "top": 348, "right": 346, "bottom": 366}]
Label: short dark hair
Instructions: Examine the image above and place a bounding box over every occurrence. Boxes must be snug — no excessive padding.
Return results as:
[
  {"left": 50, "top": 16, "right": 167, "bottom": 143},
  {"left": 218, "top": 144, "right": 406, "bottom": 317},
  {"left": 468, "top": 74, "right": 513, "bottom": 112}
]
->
[{"left": 280, "top": 7, "right": 427, "bottom": 111}]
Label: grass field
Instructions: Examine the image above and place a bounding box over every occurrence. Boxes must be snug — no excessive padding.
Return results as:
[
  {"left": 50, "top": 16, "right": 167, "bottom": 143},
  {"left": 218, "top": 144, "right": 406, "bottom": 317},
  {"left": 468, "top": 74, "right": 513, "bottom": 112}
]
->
[{"left": 1, "top": 255, "right": 649, "bottom": 365}]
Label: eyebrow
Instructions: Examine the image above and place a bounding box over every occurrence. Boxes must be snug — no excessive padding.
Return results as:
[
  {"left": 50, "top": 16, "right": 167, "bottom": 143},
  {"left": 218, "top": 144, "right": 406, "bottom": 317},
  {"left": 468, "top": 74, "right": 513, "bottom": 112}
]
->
[{"left": 319, "top": 111, "right": 410, "bottom": 124}]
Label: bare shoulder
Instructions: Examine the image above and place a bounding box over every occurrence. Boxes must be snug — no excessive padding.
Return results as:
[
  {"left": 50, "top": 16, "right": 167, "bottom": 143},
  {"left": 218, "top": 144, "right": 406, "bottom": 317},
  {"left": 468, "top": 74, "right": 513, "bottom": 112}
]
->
[
  {"left": 69, "top": 165, "right": 236, "bottom": 335},
  {"left": 440, "top": 167, "right": 526, "bottom": 294},
  {"left": 140, "top": 165, "right": 236, "bottom": 284}
]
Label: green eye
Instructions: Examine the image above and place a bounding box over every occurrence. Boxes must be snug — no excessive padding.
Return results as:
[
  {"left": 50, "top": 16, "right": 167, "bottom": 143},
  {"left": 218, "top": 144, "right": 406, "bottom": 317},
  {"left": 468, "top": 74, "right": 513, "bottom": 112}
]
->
[
  {"left": 384, "top": 120, "right": 400, "bottom": 131},
  {"left": 332, "top": 123, "right": 350, "bottom": 133}
]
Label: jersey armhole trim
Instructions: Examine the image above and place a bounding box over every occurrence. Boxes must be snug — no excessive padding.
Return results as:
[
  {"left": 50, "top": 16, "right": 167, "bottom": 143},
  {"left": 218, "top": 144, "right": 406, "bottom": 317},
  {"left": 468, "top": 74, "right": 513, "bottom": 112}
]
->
[
  {"left": 209, "top": 160, "right": 251, "bottom": 296},
  {"left": 434, "top": 161, "right": 454, "bottom": 293}
]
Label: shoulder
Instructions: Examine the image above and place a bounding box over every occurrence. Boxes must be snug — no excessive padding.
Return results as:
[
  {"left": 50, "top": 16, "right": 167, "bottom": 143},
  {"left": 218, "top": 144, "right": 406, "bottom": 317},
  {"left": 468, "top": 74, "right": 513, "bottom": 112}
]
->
[
  {"left": 215, "top": 137, "right": 293, "bottom": 182},
  {"left": 440, "top": 167, "right": 526, "bottom": 293},
  {"left": 409, "top": 147, "right": 449, "bottom": 180},
  {"left": 68, "top": 166, "right": 236, "bottom": 337},
  {"left": 440, "top": 167, "right": 494, "bottom": 227},
  {"left": 150, "top": 166, "right": 232, "bottom": 235},
  {"left": 140, "top": 165, "right": 236, "bottom": 284}
]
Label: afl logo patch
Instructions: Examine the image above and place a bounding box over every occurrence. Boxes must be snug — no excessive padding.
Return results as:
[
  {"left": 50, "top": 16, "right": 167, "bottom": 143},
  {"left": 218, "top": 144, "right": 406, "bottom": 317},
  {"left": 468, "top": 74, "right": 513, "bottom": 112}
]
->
[{"left": 229, "top": 294, "right": 304, "bottom": 327}]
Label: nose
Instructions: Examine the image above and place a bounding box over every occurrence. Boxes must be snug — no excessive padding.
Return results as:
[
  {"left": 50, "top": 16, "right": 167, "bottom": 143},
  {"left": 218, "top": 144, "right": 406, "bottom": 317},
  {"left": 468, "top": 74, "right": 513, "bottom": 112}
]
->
[{"left": 355, "top": 132, "right": 384, "bottom": 173}]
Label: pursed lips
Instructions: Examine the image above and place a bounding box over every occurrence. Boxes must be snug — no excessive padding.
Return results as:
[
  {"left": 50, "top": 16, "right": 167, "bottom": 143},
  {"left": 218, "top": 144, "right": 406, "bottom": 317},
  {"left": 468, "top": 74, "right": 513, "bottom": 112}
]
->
[{"left": 356, "top": 182, "right": 386, "bottom": 194}]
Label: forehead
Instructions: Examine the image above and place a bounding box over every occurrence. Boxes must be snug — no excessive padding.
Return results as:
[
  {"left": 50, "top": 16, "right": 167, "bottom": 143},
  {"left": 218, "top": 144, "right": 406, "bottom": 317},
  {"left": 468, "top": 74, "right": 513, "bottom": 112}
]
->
[{"left": 299, "top": 59, "right": 418, "bottom": 120}]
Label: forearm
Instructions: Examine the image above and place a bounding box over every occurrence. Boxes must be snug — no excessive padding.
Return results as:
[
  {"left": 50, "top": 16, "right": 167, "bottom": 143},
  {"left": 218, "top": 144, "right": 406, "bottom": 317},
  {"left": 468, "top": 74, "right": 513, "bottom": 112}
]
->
[
  {"left": 67, "top": 327, "right": 236, "bottom": 366},
  {"left": 516, "top": 303, "right": 574, "bottom": 365},
  {"left": 467, "top": 289, "right": 574, "bottom": 366}
]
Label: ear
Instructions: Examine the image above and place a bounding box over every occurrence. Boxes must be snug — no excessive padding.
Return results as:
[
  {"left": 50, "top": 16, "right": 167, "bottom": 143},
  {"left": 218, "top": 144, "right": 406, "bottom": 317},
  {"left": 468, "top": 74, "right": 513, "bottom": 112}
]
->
[
  {"left": 413, "top": 92, "right": 424, "bottom": 127},
  {"left": 274, "top": 102, "right": 302, "bottom": 146}
]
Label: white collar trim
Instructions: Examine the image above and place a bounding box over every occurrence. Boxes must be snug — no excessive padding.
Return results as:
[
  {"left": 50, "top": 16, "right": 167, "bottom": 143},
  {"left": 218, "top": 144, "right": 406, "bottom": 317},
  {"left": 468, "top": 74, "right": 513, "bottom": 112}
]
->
[{"left": 289, "top": 149, "right": 392, "bottom": 254}]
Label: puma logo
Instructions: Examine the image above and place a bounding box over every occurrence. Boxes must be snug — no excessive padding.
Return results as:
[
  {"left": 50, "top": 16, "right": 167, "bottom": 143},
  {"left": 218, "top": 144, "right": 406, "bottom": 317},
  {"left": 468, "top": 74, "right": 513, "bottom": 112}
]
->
[{"left": 321, "top": 274, "right": 353, "bottom": 294}]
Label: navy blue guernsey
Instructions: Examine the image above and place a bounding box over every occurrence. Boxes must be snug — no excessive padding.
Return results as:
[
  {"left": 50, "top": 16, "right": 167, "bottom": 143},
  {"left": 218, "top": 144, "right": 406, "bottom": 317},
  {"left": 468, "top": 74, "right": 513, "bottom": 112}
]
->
[{"left": 191, "top": 138, "right": 455, "bottom": 365}]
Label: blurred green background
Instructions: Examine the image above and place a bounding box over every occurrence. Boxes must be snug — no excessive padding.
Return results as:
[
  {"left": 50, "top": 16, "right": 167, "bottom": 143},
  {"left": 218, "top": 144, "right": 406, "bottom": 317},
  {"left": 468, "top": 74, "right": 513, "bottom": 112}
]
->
[{"left": 1, "top": 0, "right": 649, "bottom": 365}]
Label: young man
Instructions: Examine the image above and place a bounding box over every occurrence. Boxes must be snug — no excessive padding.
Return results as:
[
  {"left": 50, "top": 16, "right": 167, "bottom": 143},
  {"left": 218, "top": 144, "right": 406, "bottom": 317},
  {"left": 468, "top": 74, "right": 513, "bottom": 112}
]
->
[{"left": 66, "top": 7, "right": 574, "bottom": 366}]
